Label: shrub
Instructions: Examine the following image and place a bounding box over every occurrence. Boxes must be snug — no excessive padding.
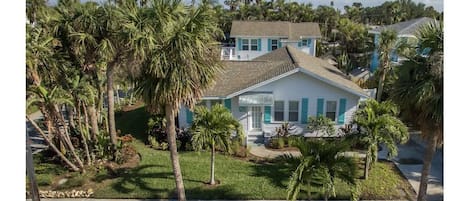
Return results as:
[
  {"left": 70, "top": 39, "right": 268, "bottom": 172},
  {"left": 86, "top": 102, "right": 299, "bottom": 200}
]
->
[
  {"left": 147, "top": 116, "right": 193, "bottom": 151},
  {"left": 117, "top": 144, "right": 137, "bottom": 164},
  {"left": 231, "top": 139, "right": 247, "bottom": 157},
  {"left": 148, "top": 135, "right": 159, "bottom": 148},
  {"left": 270, "top": 138, "right": 279, "bottom": 149},
  {"left": 36, "top": 174, "right": 53, "bottom": 186},
  {"left": 287, "top": 136, "right": 297, "bottom": 147},
  {"left": 278, "top": 137, "right": 285, "bottom": 149},
  {"left": 160, "top": 142, "right": 169, "bottom": 150},
  {"left": 275, "top": 122, "right": 293, "bottom": 138},
  {"left": 56, "top": 176, "right": 85, "bottom": 190}
]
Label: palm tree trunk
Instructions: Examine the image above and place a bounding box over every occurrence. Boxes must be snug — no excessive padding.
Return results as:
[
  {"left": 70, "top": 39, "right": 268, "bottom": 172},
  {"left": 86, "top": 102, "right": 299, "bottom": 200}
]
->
[
  {"left": 377, "top": 64, "right": 388, "bottom": 102},
  {"left": 27, "top": 115, "right": 80, "bottom": 172},
  {"left": 54, "top": 106, "right": 85, "bottom": 170},
  {"left": 26, "top": 132, "right": 40, "bottom": 201},
  {"left": 364, "top": 154, "right": 370, "bottom": 179},
  {"left": 66, "top": 105, "right": 76, "bottom": 130},
  {"left": 165, "top": 104, "right": 186, "bottom": 201},
  {"left": 77, "top": 103, "right": 91, "bottom": 166},
  {"left": 82, "top": 102, "right": 90, "bottom": 141},
  {"left": 417, "top": 133, "right": 438, "bottom": 201},
  {"left": 106, "top": 64, "right": 118, "bottom": 159},
  {"left": 210, "top": 142, "right": 216, "bottom": 185},
  {"left": 87, "top": 105, "right": 99, "bottom": 142}
]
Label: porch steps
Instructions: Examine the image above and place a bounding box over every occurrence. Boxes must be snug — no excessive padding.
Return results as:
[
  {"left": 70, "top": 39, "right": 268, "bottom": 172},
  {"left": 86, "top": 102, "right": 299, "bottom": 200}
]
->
[{"left": 247, "top": 132, "right": 265, "bottom": 144}]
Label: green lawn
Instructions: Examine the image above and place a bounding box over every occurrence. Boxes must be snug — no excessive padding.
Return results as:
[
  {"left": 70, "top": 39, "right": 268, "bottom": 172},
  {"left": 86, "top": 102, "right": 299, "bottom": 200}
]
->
[{"left": 32, "top": 105, "right": 415, "bottom": 200}]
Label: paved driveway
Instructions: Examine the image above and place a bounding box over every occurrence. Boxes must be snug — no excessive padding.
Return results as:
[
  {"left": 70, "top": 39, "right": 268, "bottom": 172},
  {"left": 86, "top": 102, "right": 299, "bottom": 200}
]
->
[{"left": 379, "top": 133, "right": 443, "bottom": 201}]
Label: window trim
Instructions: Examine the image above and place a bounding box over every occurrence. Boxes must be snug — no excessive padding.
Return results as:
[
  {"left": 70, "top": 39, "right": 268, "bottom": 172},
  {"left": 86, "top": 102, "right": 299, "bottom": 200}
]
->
[
  {"left": 271, "top": 39, "right": 279, "bottom": 51},
  {"left": 325, "top": 100, "right": 338, "bottom": 122},
  {"left": 250, "top": 39, "right": 258, "bottom": 51},
  {"left": 288, "top": 100, "right": 300, "bottom": 122},
  {"left": 273, "top": 100, "right": 285, "bottom": 122},
  {"left": 242, "top": 39, "right": 249, "bottom": 51}
]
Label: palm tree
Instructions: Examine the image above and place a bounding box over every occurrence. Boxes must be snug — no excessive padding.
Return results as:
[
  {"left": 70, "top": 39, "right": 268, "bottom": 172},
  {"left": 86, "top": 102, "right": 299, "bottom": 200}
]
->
[
  {"left": 391, "top": 20, "right": 443, "bottom": 201},
  {"left": 27, "top": 85, "right": 85, "bottom": 171},
  {"left": 191, "top": 104, "right": 244, "bottom": 185},
  {"left": 376, "top": 29, "right": 398, "bottom": 102},
  {"left": 134, "top": 1, "right": 224, "bottom": 200},
  {"left": 349, "top": 99, "right": 409, "bottom": 179},
  {"left": 286, "top": 139, "right": 357, "bottom": 201}
]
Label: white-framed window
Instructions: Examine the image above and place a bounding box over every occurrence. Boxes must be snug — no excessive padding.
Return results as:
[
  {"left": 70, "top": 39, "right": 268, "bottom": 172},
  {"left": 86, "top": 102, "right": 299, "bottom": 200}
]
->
[
  {"left": 288, "top": 101, "right": 299, "bottom": 122},
  {"left": 271, "top": 39, "right": 279, "bottom": 50},
  {"left": 301, "top": 39, "right": 308, "bottom": 47},
  {"left": 326, "top": 100, "right": 337, "bottom": 121},
  {"left": 242, "top": 39, "right": 249, "bottom": 51},
  {"left": 250, "top": 39, "right": 258, "bottom": 51},
  {"left": 274, "top": 101, "right": 284, "bottom": 121}
]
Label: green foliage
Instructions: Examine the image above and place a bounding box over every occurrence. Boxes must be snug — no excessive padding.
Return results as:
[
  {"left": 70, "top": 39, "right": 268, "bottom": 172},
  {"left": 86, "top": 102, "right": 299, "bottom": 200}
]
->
[
  {"left": 350, "top": 183, "right": 362, "bottom": 201},
  {"left": 286, "top": 138, "right": 358, "bottom": 201},
  {"left": 159, "top": 142, "right": 169, "bottom": 151},
  {"left": 350, "top": 99, "right": 409, "bottom": 166},
  {"left": 56, "top": 175, "right": 85, "bottom": 190},
  {"left": 277, "top": 137, "right": 285, "bottom": 149},
  {"left": 191, "top": 104, "right": 244, "bottom": 153},
  {"left": 307, "top": 115, "right": 335, "bottom": 136},
  {"left": 275, "top": 122, "right": 292, "bottom": 138}
]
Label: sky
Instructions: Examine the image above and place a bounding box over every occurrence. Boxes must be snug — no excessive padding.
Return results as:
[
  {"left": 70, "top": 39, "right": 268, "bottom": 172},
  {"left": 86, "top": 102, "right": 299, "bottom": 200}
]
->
[{"left": 49, "top": 0, "right": 444, "bottom": 12}]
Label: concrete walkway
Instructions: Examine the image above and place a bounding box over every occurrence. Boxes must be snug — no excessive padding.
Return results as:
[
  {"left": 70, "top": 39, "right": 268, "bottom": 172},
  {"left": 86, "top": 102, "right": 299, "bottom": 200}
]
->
[
  {"left": 248, "top": 144, "right": 301, "bottom": 158},
  {"left": 379, "top": 133, "right": 443, "bottom": 201}
]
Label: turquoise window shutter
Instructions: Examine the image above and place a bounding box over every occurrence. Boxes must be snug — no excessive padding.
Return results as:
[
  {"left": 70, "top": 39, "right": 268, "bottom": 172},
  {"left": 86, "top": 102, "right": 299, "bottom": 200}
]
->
[
  {"left": 316, "top": 98, "right": 324, "bottom": 117},
  {"left": 279, "top": 40, "right": 282, "bottom": 47},
  {"left": 224, "top": 99, "right": 231, "bottom": 111},
  {"left": 298, "top": 41, "right": 302, "bottom": 47},
  {"left": 338, "top": 98, "right": 347, "bottom": 125},
  {"left": 307, "top": 39, "right": 312, "bottom": 47},
  {"left": 268, "top": 39, "right": 272, "bottom": 51},
  {"left": 238, "top": 38, "right": 242, "bottom": 51},
  {"left": 264, "top": 106, "right": 271, "bottom": 123},
  {"left": 258, "top": 38, "right": 261, "bottom": 51},
  {"left": 301, "top": 98, "right": 309, "bottom": 124},
  {"left": 186, "top": 108, "right": 193, "bottom": 124}
]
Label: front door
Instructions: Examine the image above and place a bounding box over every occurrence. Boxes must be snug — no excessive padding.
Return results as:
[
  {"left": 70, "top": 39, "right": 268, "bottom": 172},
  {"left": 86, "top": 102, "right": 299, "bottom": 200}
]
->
[{"left": 250, "top": 106, "right": 262, "bottom": 131}]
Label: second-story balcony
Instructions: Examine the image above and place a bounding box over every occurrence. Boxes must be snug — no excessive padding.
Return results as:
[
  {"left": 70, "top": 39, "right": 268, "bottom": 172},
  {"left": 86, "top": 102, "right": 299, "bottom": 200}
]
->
[{"left": 221, "top": 46, "right": 236, "bottom": 61}]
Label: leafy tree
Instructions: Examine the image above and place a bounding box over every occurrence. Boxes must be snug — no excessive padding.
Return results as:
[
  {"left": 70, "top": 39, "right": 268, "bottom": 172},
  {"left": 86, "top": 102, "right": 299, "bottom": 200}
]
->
[
  {"left": 286, "top": 139, "right": 357, "bottom": 201},
  {"left": 349, "top": 99, "right": 408, "bottom": 179},
  {"left": 134, "top": 1, "right": 224, "bottom": 199},
  {"left": 391, "top": 20, "right": 443, "bottom": 201},
  {"left": 191, "top": 104, "right": 244, "bottom": 185}
]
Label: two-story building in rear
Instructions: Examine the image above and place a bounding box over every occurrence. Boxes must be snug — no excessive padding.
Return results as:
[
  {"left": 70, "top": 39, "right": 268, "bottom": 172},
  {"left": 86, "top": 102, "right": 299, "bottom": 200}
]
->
[{"left": 221, "top": 21, "right": 322, "bottom": 61}]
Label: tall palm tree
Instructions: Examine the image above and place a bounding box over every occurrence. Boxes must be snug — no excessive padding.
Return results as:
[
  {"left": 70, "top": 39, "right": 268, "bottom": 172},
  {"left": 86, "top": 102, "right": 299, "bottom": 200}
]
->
[
  {"left": 349, "top": 99, "right": 409, "bottom": 179},
  {"left": 191, "top": 104, "right": 244, "bottom": 185},
  {"left": 134, "top": 1, "right": 224, "bottom": 200},
  {"left": 391, "top": 20, "right": 443, "bottom": 201},
  {"left": 286, "top": 139, "right": 357, "bottom": 201},
  {"left": 376, "top": 29, "right": 398, "bottom": 102}
]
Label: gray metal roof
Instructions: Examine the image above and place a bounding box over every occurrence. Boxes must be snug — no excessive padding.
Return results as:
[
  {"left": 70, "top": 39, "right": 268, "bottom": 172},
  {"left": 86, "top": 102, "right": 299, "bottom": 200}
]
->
[{"left": 369, "top": 17, "right": 436, "bottom": 36}]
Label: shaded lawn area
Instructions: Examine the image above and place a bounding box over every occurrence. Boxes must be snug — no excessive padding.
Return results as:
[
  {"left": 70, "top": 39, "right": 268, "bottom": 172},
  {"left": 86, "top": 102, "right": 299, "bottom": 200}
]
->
[{"left": 31, "top": 105, "right": 415, "bottom": 200}]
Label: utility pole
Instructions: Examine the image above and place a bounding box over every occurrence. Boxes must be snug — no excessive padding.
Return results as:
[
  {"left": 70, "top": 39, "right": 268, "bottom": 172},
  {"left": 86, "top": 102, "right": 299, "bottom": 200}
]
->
[{"left": 26, "top": 131, "right": 40, "bottom": 201}]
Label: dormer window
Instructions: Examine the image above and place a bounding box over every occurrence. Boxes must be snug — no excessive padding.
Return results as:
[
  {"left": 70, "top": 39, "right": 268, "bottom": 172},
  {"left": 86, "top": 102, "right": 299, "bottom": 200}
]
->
[
  {"left": 242, "top": 39, "right": 249, "bottom": 50},
  {"left": 271, "top": 39, "right": 278, "bottom": 50},
  {"left": 250, "top": 39, "right": 258, "bottom": 51}
]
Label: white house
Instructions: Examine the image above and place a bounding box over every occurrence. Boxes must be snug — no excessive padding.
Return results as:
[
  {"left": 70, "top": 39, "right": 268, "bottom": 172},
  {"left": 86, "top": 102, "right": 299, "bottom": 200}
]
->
[
  {"left": 221, "top": 21, "right": 322, "bottom": 61},
  {"left": 180, "top": 46, "right": 369, "bottom": 144}
]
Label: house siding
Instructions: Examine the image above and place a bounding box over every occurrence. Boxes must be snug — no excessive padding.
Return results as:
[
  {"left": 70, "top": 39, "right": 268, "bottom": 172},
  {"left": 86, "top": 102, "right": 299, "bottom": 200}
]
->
[
  {"left": 235, "top": 37, "right": 317, "bottom": 60},
  {"left": 178, "top": 72, "right": 361, "bottom": 137}
]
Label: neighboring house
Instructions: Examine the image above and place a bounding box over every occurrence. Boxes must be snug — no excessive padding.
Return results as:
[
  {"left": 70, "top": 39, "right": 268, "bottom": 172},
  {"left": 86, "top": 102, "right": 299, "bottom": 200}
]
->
[
  {"left": 368, "top": 17, "right": 436, "bottom": 72},
  {"left": 180, "top": 46, "right": 368, "bottom": 144},
  {"left": 221, "top": 21, "right": 321, "bottom": 61}
]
